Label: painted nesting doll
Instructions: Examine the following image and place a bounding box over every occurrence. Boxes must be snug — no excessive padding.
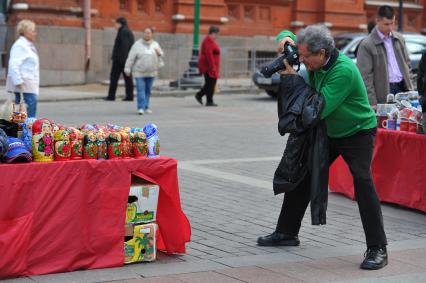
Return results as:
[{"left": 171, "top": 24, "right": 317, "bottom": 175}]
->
[
  {"left": 22, "top": 117, "right": 37, "bottom": 151},
  {"left": 143, "top": 123, "right": 160, "bottom": 158},
  {"left": 132, "top": 131, "right": 148, "bottom": 158},
  {"left": 121, "top": 131, "right": 132, "bottom": 158},
  {"left": 96, "top": 131, "right": 108, "bottom": 160},
  {"left": 68, "top": 127, "right": 83, "bottom": 160},
  {"left": 32, "top": 118, "right": 54, "bottom": 162},
  {"left": 107, "top": 131, "right": 122, "bottom": 159},
  {"left": 54, "top": 129, "right": 71, "bottom": 161},
  {"left": 83, "top": 131, "right": 98, "bottom": 159}
]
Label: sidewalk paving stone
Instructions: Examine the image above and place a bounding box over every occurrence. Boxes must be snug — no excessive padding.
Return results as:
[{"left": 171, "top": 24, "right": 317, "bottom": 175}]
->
[{"left": 2, "top": 92, "right": 426, "bottom": 282}]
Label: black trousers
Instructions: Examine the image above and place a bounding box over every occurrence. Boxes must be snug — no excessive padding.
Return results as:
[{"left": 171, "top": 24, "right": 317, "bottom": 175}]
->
[
  {"left": 107, "top": 60, "right": 134, "bottom": 100},
  {"left": 389, "top": 80, "right": 406, "bottom": 95},
  {"left": 276, "top": 128, "right": 387, "bottom": 247},
  {"left": 197, "top": 73, "right": 217, "bottom": 104}
]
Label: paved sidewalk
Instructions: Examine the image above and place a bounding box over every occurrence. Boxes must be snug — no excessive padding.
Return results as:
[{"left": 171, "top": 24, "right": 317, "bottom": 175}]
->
[
  {"left": 0, "top": 78, "right": 258, "bottom": 103},
  {"left": 1, "top": 89, "right": 426, "bottom": 283}
]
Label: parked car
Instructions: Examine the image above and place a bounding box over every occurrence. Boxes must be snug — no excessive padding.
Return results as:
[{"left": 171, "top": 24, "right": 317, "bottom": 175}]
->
[{"left": 253, "top": 32, "right": 426, "bottom": 98}]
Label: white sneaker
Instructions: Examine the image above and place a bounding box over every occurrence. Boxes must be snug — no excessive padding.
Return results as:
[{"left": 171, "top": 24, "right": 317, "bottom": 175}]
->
[
  {"left": 145, "top": 109, "right": 152, "bottom": 114},
  {"left": 138, "top": 109, "right": 144, "bottom": 115}
]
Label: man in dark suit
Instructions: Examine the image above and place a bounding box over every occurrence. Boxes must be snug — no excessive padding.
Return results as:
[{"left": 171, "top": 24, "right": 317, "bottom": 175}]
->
[{"left": 105, "top": 17, "right": 135, "bottom": 101}]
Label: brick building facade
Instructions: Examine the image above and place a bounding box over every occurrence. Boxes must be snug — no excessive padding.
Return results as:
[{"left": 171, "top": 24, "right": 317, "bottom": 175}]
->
[{"left": 1, "top": 0, "right": 426, "bottom": 85}]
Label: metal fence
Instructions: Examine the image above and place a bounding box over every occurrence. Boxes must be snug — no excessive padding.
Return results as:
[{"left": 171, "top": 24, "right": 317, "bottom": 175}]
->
[{"left": 160, "top": 46, "right": 277, "bottom": 89}]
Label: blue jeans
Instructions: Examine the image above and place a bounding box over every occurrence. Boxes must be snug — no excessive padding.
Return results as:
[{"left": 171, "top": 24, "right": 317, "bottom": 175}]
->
[
  {"left": 15, "top": 92, "right": 37, "bottom": 118},
  {"left": 135, "top": 77, "right": 154, "bottom": 110}
]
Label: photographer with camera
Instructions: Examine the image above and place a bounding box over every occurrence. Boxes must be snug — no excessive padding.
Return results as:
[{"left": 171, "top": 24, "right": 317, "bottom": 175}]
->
[{"left": 257, "top": 25, "right": 388, "bottom": 270}]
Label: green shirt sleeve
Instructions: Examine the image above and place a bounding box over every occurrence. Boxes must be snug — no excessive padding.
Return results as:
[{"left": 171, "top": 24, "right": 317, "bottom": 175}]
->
[
  {"left": 320, "top": 66, "right": 355, "bottom": 119},
  {"left": 275, "top": 30, "right": 297, "bottom": 43}
]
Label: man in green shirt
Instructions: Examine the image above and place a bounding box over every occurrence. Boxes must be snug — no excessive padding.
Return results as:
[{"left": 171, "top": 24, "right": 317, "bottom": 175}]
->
[{"left": 257, "top": 25, "right": 388, "bottom": 270}]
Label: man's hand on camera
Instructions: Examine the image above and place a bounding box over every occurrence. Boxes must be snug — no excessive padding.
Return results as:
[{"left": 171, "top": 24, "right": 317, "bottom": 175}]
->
[
  {"left": 278, "top": 59, "right": 297, "bottom": 76},
  {"left": 278, "top": 36, "right": 295, "bottom": 53}
]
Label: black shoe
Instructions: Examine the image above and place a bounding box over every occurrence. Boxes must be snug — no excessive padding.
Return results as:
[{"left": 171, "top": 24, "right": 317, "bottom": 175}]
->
[
  {"left": 195, "top": 93, "right": 203, "bottom": 105},
  {"left": 257, "top": 231, "right": 300, "bottom": 246},
  {"left": 206, "top": 102, "right": 218, "bottom": 107},
  {"left": 103, "top": 97, "right": 115, "bottom": 101},
  {"left": 122, "top": 98, "right": 133, "bottom": 101},
  {"left": 360, "top": 246, "right": 388, "bottom": 270}
]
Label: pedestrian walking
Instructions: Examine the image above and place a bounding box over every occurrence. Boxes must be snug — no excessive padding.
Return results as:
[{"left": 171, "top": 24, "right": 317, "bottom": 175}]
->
[
  {"left": 195, "top": 26, "right": 220, "bottom": 107},
  {"left": 357, "top": 5, "right": 413, "bottom": 107},
  {"left": 105, "top": 17, "right": 135, "bottom": 101},
  {"left": 5, "top": 19, "right": 39, "bottom": 118},
  {"left": 258, "top": 24, "right": 388, "bottom": 270},
  {"left": 124, "top": 27, "right": 164, "bottom": 115}
]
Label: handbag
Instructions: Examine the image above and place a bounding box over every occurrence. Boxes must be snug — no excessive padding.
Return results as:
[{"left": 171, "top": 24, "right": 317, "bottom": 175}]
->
[
  {"left": 157, "top": 56, "right": 165, "bottom": 69},
  {"left": 0, "top": 92, "right": 14, "bottom": 121},
  {"left": 0, "top": 92, "right": 27, "bottom": 123}
]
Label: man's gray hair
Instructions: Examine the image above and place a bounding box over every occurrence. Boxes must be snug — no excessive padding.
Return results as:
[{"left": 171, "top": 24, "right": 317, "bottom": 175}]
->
[{"left": 297, "top": 24, "right": 335, "bottom": 57}]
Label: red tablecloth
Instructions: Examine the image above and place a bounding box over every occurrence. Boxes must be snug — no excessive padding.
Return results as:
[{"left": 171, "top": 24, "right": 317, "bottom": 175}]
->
[
  {"left": 329, "top": 129, "right": 426, "bottom": 212},
  {"left": 0, "top": 157, "right": 191, "bottom": 279}
]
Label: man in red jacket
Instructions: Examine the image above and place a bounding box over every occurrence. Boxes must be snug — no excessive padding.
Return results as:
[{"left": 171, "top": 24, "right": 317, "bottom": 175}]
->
[{"left": 195, "top": 26, "right": 221, "bottom": 106}]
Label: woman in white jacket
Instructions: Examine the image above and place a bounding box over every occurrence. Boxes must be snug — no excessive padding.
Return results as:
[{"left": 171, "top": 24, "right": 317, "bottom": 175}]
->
[
  {"left": 6, "top": 19, "right": 39, "bottom": 118},
  {"left": 125, "top": 27, "right": 164, "bottom": 115}
]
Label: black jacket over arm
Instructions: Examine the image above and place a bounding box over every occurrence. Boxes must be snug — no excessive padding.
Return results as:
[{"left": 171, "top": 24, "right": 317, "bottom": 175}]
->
[{"left": 273, "top": 74, "right": 329, "bottom": 225}]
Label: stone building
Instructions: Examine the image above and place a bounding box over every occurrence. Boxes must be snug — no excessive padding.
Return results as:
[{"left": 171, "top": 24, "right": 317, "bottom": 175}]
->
[{"left": 1, "top": 0, "right": 425, "bottom": 85}]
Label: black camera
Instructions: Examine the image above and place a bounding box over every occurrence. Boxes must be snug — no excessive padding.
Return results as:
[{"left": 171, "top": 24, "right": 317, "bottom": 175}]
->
[{"left": 260, "top": 42, "right": 300, "bottom": 78}]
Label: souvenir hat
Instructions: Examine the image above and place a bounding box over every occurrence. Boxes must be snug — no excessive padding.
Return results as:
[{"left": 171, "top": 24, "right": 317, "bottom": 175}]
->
[
  {"left": 0, "top": 128, "right": 8, "bottom": 159},
  {"left": 4, "top": 137, "right": 32, "bottom": 163}
]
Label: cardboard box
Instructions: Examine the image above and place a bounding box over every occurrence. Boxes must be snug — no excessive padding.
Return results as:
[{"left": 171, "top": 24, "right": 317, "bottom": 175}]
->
[
  {"left": 126, "top": 176, "right": 160, "bottom": 224},
  {"left": 125, "top": 223, "right": 134, "bottom": 237},
  {"left": 124, "top": 223, "right": 157, "bottom": 263}
]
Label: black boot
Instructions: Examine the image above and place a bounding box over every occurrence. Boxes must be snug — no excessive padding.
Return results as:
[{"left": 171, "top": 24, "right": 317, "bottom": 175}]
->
[
  {"left": 360, "top": 246, "right": 388, "bottom": 270},
  {"left": 195, "top": 93, "right": 203, "bottom": 105},
  {"left": 257, "top": 231, "right": 300, "bottom": 246}
]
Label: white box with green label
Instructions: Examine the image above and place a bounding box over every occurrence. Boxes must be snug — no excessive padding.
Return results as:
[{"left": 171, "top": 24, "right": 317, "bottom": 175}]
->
[{"left": 126, "top": 179, "right": 159, "bottom": 224}]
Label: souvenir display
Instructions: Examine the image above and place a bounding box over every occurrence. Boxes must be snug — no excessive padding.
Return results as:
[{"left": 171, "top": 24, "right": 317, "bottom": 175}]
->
[
  {"left": 121, "top": 132, "right": 132, "bottom": 158},
  {"left": 83, "top": 131, "right": 98, "bottom": 159},
  {"left": 0, "top": 128, "right": 8, "bottom": 160},
  {"left": 68, "top": 127, "right": 83, "bottom": 160},
  {"left": 143, "top": 124, "right": 160, "bottom": 158},
  {"left": 96, "top": 131, "right": 108, "bottom": 160},
  {"left": 51, "top": 123, "right": 60, "bottom": 133},
  {"left": 3, "top": 137, "right": 32, "bottom": 163},
  {"left": 81, "top": 124, "right": 96, "bottom": 132},
  {"left": 11, "top": 102, "right": 27, "bottom": 124},
  {"left": 32, "top": 118, "right": 54, "bottom": 162},
  {"left": 22, "top": 117, "right": 37, "bottom": 151},
  {"left": 132, "top": 131, "right": 148, "bottom": 158},
  {"left": 108, "top": 131, "right": 123, "bottom": 159},
  {"left": 54, "top": 130, "right": 71, "bottom": 161},
  {"left": 376, "top": 91, "right": 423, "bottom": 134},
  {"left": 2, "top": 120, "right": 161, "bottom": 162}
]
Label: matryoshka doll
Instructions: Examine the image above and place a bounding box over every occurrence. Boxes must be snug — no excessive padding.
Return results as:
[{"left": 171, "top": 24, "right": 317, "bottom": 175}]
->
[
  {"left": 132, "top": 131, "right": 148, "bottom": 158},
  {"left": 96, "top": 131, "right": 108, "bottom": 160},
  {"left": 83, "top": 131, "right": 98, "bottom": 159},
  {"left": 54, "top": 129, "right": 71, "bottom": 161},
  {"left": 107, "top": 131, "right": 122, "bottom": 159},
  {"left": 121, "top": 131, "right": 132, "bottom": 158},
  {"left": 68, "top": 127, "right": 83, "bottom": 160},
  {"left": 32, "top": 118, "right": 54, "bottom": 162},
  {"left": 143, "top": 123, "right": 160, "bottom": 158},
  {"left": 22, "top": 117, "right": 37, "bottom": 151}
]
